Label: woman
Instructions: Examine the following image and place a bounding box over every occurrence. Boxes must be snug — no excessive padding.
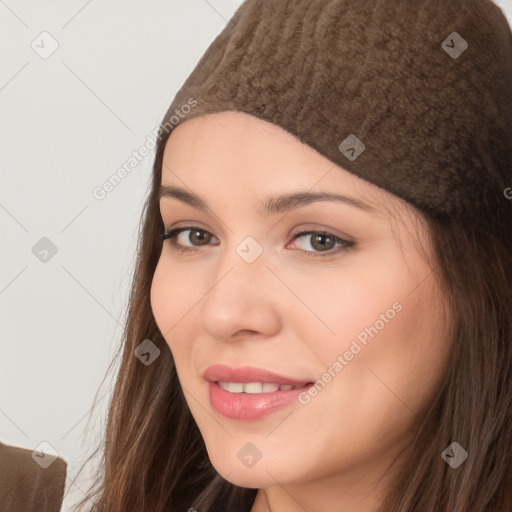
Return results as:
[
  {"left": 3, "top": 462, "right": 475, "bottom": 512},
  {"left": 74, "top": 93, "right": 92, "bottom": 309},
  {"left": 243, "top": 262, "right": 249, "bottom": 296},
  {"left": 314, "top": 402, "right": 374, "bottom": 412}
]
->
[{"left": 75, "top": 0, "right": 512, "bottom": 510}]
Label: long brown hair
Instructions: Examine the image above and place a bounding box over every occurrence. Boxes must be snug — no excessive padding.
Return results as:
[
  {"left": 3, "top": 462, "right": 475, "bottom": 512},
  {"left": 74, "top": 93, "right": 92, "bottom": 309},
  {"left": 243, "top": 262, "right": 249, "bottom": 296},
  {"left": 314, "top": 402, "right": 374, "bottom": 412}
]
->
[{"left": 72, "top": 107, "right": 512, "bottom": 512}]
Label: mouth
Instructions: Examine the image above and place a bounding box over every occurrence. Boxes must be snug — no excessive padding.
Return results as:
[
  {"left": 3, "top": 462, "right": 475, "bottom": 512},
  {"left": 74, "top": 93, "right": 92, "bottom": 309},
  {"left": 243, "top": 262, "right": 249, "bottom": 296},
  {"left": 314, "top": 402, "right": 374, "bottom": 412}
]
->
[
  {"left": 215, "top": 380, "right": 313, "bottom": 393},
  {"left": 207, "top": 380, "right": 315, "bottom": 420},
  {"left": 203, "top": 364, "right": 313, "bottom": 388},
  {"left": 203, "top": 365, "right": 315, "bottom": 420}
]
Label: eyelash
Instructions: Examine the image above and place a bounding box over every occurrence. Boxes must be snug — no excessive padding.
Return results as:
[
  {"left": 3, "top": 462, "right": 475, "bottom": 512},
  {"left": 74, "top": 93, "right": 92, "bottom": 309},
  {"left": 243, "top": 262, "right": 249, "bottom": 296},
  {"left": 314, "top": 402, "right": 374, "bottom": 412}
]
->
[{"left": 158, "top": 226, "right": 355, "bottom": 259}]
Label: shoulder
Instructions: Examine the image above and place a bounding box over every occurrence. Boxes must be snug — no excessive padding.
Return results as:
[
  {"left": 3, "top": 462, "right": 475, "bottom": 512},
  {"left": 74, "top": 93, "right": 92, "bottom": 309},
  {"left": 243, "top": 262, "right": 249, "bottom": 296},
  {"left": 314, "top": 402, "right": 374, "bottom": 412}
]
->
[{"left": 0, "top": 441, "right": 67, "bottom": 512}]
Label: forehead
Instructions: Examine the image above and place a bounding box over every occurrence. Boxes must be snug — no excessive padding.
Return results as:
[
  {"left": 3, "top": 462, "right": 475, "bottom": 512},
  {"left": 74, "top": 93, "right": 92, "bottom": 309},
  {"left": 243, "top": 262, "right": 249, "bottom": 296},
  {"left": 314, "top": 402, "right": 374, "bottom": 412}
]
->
[
  {"left": 164, "top": 111, "right": 317, "bottom": 167},
  {"left": 162, "top": 111, "right": 389, "bottom": 207}
]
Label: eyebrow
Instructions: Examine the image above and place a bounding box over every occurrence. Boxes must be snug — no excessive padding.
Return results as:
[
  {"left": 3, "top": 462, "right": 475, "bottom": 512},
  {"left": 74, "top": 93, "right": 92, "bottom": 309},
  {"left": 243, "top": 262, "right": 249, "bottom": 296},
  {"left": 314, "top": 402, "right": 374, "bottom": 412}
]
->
[{"left": 158, "top": 185, "right": 376, "bottom": 215}]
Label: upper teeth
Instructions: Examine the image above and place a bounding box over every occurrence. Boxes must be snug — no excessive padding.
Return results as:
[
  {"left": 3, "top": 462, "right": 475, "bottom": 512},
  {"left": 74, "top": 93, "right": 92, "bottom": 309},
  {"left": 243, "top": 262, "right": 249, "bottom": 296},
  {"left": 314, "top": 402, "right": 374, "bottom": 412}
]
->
[{"left": 217, "top": 381, "right": 297, "bottom": 393}]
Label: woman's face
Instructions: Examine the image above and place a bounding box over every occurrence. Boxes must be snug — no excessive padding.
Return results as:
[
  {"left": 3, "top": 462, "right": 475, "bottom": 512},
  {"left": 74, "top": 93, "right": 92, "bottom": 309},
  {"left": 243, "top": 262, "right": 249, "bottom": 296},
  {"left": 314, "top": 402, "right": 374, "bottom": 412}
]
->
[{"left": 151, "top": 111, "right": 452, "bottom": 507}]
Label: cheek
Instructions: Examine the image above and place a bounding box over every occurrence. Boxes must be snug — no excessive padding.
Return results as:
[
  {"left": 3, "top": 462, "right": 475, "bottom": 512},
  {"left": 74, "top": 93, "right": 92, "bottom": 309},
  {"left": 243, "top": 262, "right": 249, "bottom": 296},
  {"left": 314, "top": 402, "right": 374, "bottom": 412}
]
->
[
  {"left": 299, "top": 246, "right": 450, "bottom": 424},
  {"left": 292, "top": 249, "right": 417, "bottom": 365},
  {"left": 366, "top": 278, "right": 451, "bottom": 414},
  {"left": 150, "top": 257, "right": 206, "bottom": 394},
  {"left": 150, "top": 259, "right": 170, "bottom": 339},
  {"left": 150, "top": 256, "right": 195, "bottom": 353}
]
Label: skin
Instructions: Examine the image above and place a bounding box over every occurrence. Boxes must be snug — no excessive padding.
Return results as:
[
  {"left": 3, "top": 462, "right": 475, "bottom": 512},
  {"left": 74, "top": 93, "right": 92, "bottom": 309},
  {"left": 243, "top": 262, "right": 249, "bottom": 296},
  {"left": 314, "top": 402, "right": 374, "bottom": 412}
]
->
[{"left": 150, "top": 111, "right": 453, "bottom": 512}]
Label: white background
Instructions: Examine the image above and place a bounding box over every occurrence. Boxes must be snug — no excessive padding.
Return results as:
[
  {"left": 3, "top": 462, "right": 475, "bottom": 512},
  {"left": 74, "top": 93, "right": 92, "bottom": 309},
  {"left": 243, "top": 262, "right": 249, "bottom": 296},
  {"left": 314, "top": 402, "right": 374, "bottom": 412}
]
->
[{"left": 1, "top": 1, "right": 511, "bottom": 510}]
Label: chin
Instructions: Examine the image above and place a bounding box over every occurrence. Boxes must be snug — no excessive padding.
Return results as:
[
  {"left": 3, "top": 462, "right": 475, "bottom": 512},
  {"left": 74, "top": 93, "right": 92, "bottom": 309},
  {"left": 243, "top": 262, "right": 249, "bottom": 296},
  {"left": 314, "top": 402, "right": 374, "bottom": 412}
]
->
[{"left": 207, "top": 454, "right": 284, "bottom": 489}]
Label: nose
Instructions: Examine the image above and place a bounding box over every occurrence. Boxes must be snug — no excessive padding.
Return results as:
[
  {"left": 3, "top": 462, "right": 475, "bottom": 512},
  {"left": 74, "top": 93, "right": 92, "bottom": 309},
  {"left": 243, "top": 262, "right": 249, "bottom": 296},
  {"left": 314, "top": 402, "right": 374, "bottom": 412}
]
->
[{"left": 199, "top": 243, "right": 281, "bottom": 343}]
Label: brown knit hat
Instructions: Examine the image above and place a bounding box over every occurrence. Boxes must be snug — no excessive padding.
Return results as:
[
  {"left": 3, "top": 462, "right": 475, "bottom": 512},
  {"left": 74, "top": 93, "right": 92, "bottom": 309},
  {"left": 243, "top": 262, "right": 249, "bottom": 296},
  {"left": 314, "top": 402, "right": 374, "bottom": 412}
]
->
[{"left": 158, "top": 0, "right": 512, "bottom": 246}]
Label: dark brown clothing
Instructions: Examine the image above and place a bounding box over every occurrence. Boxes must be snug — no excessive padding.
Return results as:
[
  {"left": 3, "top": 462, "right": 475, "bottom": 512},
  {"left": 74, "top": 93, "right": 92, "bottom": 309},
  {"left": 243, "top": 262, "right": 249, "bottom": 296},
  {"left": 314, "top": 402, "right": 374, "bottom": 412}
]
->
[{"left": 0, "top": 441, "right": 67, "bottom": 512}]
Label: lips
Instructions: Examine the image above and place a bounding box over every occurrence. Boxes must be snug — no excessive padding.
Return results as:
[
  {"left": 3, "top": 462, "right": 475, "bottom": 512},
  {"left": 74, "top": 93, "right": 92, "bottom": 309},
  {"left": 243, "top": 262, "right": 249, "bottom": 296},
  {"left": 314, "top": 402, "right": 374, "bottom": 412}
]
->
[
  {"left": 203, "top": 364, "right": 315, "bottom": 420},
  {"left": 203, "top": 364, "right": 312, "bottom": 387}
]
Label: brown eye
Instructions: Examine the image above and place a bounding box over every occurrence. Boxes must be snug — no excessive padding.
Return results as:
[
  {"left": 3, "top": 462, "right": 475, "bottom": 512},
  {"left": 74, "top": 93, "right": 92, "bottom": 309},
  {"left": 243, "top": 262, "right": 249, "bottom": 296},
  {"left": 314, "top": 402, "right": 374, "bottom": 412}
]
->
[
  {"left": 185, "top": 229, "right": 211, "bottom": 246},
  {"left": 159, "top": 227, "right": 219, "bottom": 253},
  {"left": 309, "top": 233, "right": 337, "bottom": 252},
  {"left": 289, "top": 230, "right": 355, "bottom": 259}
]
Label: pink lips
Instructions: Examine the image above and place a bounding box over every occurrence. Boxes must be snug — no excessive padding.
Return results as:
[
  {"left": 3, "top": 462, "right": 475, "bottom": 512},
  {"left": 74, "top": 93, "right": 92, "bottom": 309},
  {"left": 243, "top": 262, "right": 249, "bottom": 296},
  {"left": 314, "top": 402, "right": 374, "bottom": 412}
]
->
[
  {"left": 203, "top": 364, "right": 313, "bottom": 420},
  {"left": 203, "top": 364, "right": 311, "bottom": 386}
]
